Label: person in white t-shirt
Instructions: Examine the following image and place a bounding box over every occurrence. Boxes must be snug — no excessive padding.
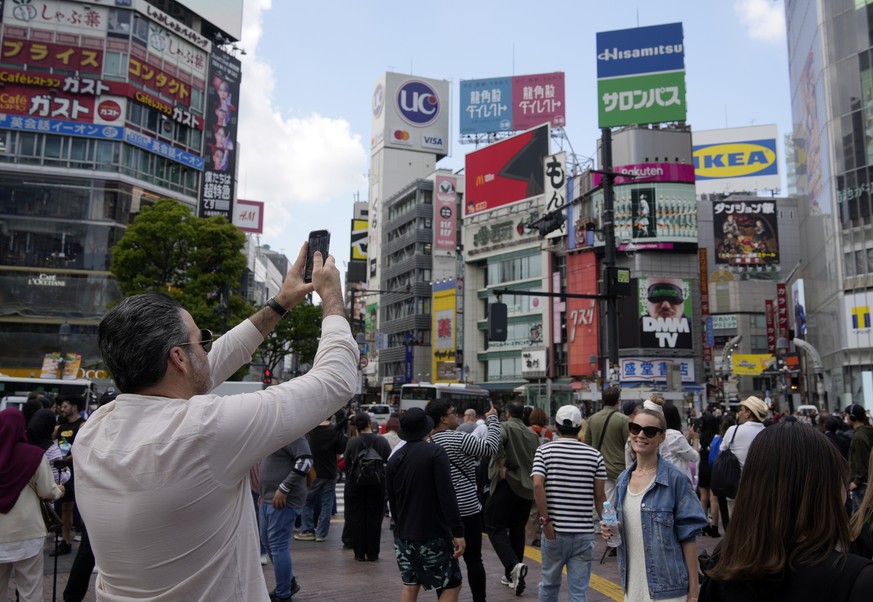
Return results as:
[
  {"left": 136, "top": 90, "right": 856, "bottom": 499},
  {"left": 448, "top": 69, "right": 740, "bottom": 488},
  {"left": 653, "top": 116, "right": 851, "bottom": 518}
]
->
[{"left": 719, "top": 395, "right": 768, "bottom": 518}]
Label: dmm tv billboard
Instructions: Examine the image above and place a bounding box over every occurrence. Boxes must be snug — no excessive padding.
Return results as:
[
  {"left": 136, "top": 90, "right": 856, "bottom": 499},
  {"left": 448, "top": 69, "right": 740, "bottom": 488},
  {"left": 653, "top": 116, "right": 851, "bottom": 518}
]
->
[
  {"left": 371, "top": 72, "right": 450, "bottom": 159},
  {"left": 692, "top": 125, "right": 780, "bottom": 194},
  {"left": 596, "top": 22, "right": 686, "bottom": 128},
  {"left": 460, "top": 72, "right": 565, "bottom": 135},
  {"left": 464, "top": 124, "right": 549, "bottom": 216}
]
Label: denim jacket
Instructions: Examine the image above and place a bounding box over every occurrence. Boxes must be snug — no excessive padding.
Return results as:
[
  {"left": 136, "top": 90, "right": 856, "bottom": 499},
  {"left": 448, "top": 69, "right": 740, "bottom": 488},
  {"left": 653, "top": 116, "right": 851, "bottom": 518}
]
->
[{"left": 614, "top": 456, "right": 707, "bottom": 599}]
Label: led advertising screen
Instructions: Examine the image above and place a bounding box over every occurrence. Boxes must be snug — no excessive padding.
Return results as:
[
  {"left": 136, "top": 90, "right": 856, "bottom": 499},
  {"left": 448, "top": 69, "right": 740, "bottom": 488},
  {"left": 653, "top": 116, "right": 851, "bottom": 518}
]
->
[
  {"left": 460, "top": 72, "right": 565, "bottom": 135},
  {"left": 464, "top": 124, "right": 549, "bottom": 216},
  {"left": 637, "top": 277, "right": 693, "bottom": 350},
  {"left": 712, "top": 200, "right": 779, "bottom": 265},
  {"left": 566, "top": 252, "right": 599, "bottom": 376},
  {"left": 199, "top": 47, "right": 240, "bottom": 220}
]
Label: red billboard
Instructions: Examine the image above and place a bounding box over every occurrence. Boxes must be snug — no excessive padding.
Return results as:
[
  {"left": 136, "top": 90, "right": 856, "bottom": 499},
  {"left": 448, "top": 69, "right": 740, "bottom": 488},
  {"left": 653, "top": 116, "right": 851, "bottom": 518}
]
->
[
  {"left": 510, "top": 72, "right": 566, "bottom": 131},
  {"left": 464, "top": 124, "right": 549, "bottom": 216},
  {"left": 567, "top": 252, "right": 599, "bottom": 376},
  {"left": 1, "top": 38, "right": 103, "bottom": 73}
]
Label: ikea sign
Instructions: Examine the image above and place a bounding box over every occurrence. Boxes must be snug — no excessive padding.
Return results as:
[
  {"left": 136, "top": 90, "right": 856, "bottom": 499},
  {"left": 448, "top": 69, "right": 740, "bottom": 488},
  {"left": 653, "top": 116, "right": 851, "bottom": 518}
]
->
[{"left": 693, "top": 139, "right": 778, "bottom": 180}]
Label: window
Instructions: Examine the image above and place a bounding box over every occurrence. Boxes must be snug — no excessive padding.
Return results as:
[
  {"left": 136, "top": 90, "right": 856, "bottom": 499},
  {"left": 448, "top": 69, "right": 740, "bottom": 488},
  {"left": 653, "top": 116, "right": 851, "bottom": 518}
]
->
[
  {"left": 190, "top": 87, "right": 204, "bottom": 114},
  {"left": 104, "top": 52, "right": 128, "bottom": 78},
  {"left": 43, "top": 135, "right": 65, "bottom": 160},
  {"left": 17, "top": 133, "right": 38, "bottom": 157}
]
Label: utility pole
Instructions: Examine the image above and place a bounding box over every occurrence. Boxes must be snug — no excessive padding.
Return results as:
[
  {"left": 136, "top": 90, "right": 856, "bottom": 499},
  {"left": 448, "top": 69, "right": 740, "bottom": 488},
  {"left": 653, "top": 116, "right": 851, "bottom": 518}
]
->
[{"left": 601, "top": 128, "right": 620, "bottom": 377}]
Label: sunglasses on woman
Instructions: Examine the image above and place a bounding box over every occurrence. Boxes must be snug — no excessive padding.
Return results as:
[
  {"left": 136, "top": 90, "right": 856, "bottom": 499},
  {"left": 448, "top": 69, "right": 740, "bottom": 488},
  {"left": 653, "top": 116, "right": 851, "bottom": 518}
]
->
[
  {"left": 628, "top": 422, "right": 664, "bottom": 438},
  {"left": 175, "top": 328, "right": 214, "bottom": 353}
]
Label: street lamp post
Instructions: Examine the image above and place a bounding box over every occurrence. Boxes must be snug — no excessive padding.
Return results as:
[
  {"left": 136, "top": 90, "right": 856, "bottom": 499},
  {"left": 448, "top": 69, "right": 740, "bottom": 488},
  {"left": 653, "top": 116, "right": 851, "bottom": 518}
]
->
[
  {"left": 776, "top": 336, "right": 793, "bottom": 414},
  {"left": 57, "top": 321, "right": 71, "bottom": 379}
]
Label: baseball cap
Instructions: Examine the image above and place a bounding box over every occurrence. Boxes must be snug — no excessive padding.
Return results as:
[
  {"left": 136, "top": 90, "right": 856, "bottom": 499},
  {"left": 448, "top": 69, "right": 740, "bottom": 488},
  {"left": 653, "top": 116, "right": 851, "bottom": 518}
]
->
[{"left": 555, "top": 405, "right": 582, "bottom": 428}]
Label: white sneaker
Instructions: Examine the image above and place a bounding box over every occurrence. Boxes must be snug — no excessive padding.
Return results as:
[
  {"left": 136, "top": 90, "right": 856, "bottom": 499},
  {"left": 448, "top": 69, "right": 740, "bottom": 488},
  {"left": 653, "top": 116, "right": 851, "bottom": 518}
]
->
[
  {"left": 260, "top": 553, "right": 269, "bottom": 566},
  {"left": 500, "top": 575, "right": 512, "bottom": 587},
  {"left": 510, "top": 562, "right": 528, "bottom": 596},
  {"left": 74, "top": 534, "right": 82, "bottom": 542}
]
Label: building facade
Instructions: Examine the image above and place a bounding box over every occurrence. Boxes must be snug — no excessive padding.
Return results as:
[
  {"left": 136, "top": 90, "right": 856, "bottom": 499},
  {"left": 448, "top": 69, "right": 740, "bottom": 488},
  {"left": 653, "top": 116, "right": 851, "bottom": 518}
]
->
[{"left": 0, "top": 0, "right": 243, "bottom": 380}]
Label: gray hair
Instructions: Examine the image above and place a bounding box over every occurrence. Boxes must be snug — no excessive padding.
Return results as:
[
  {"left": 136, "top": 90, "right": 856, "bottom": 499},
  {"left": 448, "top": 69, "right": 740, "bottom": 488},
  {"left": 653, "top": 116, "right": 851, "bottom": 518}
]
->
[{"left": 99, "top": 293, "right": 188, "bottom": 393}]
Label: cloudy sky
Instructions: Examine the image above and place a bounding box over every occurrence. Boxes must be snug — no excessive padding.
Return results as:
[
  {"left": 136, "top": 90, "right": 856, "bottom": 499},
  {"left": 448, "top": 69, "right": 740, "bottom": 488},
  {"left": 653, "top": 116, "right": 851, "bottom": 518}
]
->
[{"left": 232, "top": 0, "right": 789, "bottom": 275}]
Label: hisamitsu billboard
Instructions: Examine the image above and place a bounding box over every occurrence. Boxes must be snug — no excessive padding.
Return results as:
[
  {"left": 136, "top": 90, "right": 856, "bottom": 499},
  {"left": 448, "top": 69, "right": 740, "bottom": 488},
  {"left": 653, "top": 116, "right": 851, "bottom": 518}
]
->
[{"left": 596, "top": 22, "right": 685, "bottom": 79}]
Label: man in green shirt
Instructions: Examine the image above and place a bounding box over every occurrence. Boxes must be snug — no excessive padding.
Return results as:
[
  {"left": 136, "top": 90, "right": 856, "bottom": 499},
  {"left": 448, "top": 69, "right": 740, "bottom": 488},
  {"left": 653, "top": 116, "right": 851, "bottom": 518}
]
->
[
  {"left": 485, "top": 400, "right": 540, "bottom": 596},
  {"left": 585, "top": 387, "right": 629, "bottom": 503}
]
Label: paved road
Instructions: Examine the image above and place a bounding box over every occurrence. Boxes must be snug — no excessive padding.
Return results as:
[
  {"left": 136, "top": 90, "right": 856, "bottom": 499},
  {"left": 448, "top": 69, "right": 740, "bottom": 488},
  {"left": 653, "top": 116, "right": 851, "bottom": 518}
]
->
[{"left": 15, "top": 487, "right": 721, "bottom": 601}]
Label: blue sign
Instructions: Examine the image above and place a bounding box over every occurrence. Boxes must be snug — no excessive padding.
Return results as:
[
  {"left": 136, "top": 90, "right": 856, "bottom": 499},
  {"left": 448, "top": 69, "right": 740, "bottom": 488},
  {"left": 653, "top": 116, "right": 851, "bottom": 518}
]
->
[
  {"left": 404, "top": 343, "right": 414, "bottom": 382},
  {"left": 460, "top": 77, "right": 513, "bottom": 135},
  {"left": 124, "top": 129, "right": 205, "bottom": 171},
  {"left": 396, "top": 80, "right": 441, "bottom": 126},
  {"left": 706, "top": 316, "right": 714, "bottom": 347},
  {"left": 596, "top": 22, "right": 685, "bottom": 79},
  {"left": 0, "top": 115, "right": 123, "bottom": 140}
]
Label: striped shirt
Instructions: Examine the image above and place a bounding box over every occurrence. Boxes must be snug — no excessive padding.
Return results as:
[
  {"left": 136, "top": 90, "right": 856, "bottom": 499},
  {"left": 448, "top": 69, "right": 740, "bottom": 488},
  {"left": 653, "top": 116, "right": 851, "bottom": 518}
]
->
[
  {"left": 429, "top": 415, "right": 500, "bottom": 517},
  {"left": 531, "top": 438, "right": 606, "bottom": 534}
]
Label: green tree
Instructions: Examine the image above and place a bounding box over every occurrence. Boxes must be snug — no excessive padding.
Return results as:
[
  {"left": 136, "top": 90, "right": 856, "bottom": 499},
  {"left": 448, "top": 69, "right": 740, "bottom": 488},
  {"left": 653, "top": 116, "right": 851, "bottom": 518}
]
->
[
  {"left": 258, "top": 302, "right": 324, "bottom": 377},
  {"left": 110, "top": 198, "right": 253, "bottom": 336}
]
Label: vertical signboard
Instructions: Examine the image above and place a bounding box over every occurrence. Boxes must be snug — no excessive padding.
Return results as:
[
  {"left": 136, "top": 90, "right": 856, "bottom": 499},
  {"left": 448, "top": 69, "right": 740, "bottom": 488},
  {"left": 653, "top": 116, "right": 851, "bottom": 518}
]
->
[
  {"left": 792, "top": 279, "right": 807, "bottom": 339},
  {"left": 543, "top": 152, "right": 567, "bottom": 240},
  {"left": 766, "top": 299, "right": 776, "bottom": 353},
  {"left": 351, "top": 219, "right": 368, "bottom": 261},
  {"left": 434, "top": 175, "right": 457, "bottom": 252},
  {"left": 699, "top": 248, "right": 712, "bottom": 363},
  {"left": 567, "top": 252, "right": 599, "bottom": 376},
  {"left": 199, "top": 47, "right": 240, "bottom": 220},
  {"left": 776, "top": 283, "right": 789, "bottom": 342},
  {"left": 596, "top": 22, "right": 686, "bottom": 128},
  {"left": 432, "top": 279, "right": 457, "bottom": 383},
  {"left": 638, "top": 277, "right": 693, "bottom": 350}
]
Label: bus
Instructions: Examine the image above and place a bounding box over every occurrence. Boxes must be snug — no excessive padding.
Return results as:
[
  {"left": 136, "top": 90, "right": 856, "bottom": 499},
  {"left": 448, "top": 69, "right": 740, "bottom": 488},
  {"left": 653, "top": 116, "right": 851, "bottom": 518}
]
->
[
  {"left": 399, "top": 383, "right": 491, "bottom": 416},
  {"left": 0, "top": 375, "right": 95, "bottom": 411}
]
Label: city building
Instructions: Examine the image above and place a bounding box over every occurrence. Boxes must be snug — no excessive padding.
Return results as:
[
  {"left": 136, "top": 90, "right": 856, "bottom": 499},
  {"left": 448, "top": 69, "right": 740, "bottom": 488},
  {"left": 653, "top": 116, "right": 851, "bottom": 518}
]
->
[
  {"left": 0, "top": 0, "right": 244, "bottom": 382},
  {"left": 785, "top": 0, "right": 873, "bottom": 408}
]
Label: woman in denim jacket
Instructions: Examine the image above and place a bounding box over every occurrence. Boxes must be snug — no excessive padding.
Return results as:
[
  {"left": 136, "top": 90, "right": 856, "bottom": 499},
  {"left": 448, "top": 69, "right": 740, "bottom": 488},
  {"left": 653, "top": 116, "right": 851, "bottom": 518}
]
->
[{"left": 602, "top": 402, "right": 707, "bottom": 601}]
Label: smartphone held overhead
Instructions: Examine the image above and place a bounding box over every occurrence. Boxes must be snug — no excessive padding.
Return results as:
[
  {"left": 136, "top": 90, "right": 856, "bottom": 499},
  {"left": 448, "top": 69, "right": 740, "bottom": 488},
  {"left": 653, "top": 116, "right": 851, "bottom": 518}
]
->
[{"left": 304, "top": 230, "right": 330, "bottom": 283}]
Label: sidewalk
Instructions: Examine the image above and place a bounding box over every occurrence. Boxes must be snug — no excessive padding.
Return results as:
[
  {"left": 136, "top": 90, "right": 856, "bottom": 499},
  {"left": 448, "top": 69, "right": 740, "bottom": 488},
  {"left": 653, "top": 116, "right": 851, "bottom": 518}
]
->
[{"left": 19, "top": 521, "right": 721, "bottom": 601}]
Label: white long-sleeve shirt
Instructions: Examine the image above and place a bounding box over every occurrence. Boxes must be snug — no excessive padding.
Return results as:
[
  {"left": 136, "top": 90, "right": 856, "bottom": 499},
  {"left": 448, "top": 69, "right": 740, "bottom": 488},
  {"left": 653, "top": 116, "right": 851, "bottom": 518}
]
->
[{"left": 75, "top": 315, "right": 357, "bottom": 601}]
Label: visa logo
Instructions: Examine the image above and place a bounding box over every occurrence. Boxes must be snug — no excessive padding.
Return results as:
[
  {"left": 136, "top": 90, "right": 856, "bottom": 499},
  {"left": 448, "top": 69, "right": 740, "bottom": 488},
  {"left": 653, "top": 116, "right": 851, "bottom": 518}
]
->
[
  {"left": 693, "top": 140, "right": 777, "bottom": 179},
  {"left": 423, "top": 136, "right": 443, "bottom": 146}
]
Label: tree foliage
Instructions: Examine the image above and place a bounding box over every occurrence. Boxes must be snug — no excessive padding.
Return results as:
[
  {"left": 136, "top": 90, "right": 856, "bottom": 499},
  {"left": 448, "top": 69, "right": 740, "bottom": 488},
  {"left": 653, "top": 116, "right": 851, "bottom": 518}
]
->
[
  {"left": 110, "top": 198, "right": 253, "bottom": 335},
  {"left": 258, "top": 302, "right": 323, "bottom": 374}
]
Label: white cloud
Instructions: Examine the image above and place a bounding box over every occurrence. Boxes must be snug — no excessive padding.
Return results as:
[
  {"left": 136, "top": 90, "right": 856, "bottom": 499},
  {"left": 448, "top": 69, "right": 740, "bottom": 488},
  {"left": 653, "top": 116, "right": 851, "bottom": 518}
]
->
[
  {"left": 235, "top": 0, "right": 367, "bottom": 251},
  {"left": 734, "top": 0, "right": 786, "bottom": 43}
]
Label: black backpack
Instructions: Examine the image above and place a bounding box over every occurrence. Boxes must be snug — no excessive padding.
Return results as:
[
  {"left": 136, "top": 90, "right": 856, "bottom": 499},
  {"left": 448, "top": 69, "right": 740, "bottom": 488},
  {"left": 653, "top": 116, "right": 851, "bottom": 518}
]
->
[
  {"left": 351, "top": 439, "right": 385, "bottom": 487},
  {"left": 710, "top": 426, "right": 742, "bottom": 499}
]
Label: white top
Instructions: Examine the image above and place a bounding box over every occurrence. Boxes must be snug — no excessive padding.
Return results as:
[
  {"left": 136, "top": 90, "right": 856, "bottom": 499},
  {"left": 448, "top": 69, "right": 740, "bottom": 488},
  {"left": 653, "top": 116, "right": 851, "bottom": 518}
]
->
[
  {"left": 659, "top": 429, "right": 699, "bottom": 484},
  {"left": 75, "top": 316, "right": 358, "bottom": 602},
  {"left": 623, "top": 479, "right": 684, "bottom": 602},
  {"left": 0, "top": 457, "right": 64, "bottom": 561},
  {"left": 719, "top": 422, "right": 766, "bottom": 468}
]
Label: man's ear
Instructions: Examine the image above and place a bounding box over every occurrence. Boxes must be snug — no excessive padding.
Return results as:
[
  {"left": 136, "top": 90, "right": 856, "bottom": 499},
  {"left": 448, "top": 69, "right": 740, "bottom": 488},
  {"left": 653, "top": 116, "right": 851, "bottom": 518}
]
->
[{"left": 167, "top": 346, "right": 190, "bottom": 375}]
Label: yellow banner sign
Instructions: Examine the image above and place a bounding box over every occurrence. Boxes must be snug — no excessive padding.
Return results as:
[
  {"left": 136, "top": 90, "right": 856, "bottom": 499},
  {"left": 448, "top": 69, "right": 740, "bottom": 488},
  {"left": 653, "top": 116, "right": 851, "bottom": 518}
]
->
[{"left": 731, "top": 353, "right": 774, "bottom": 376}]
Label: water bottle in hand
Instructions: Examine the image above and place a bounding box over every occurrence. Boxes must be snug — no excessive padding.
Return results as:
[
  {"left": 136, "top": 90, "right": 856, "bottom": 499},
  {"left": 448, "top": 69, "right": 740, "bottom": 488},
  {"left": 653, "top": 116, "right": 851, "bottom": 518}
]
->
[{"left": 602, "top": 501, "right": 622, "bottom": 547}]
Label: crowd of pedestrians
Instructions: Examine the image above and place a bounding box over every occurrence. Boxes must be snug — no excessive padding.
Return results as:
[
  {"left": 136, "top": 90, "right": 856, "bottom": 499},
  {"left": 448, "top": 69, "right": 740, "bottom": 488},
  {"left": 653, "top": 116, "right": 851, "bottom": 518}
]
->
[{"left": 4, "top": 239, "right": 873, "bottom": 601}]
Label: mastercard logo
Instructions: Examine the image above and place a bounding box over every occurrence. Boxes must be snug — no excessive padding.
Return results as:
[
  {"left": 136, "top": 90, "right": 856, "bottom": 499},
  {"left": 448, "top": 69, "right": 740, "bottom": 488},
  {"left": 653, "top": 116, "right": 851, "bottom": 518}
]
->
[{"left": 393, "top": 130, "right": 410, "bottom": 141}]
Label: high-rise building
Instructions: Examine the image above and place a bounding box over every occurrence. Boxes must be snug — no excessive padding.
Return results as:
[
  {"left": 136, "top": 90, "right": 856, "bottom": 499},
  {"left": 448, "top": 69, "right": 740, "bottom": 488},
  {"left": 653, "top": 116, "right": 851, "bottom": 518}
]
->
[
  {"left": 785, "top": 0, "right": 873, "bottom": 406},
  {"left": 0, "top": 0, "right": 244, "bottom": 381}
]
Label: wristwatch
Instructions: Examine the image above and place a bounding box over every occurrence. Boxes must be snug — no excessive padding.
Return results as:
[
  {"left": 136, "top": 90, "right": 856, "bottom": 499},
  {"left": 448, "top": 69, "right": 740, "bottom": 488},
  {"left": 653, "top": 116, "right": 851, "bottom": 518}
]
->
[
  {"left": 538, "top": 516, "right": 552, "bottom": 526},
  {"left": 265, "top": 297, "right": 289, "bottom": 317}
]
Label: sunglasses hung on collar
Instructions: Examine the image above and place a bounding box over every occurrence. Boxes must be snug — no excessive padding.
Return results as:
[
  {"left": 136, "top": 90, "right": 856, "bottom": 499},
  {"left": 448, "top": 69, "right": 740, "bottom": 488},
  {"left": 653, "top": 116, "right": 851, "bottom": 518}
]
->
[{"left": 628, "top": 423, "right": 664, "bottom": 438}]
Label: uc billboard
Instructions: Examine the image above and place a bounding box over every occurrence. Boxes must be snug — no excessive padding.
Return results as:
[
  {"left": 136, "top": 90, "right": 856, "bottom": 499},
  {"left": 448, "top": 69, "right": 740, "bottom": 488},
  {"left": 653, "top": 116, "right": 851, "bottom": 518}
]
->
[
  {"left": 692, "top": 125, "right": 780, "bottom": 194},
  {"left": 595, "top": 22, "right": 687, "bottom": 128},
  {"left": 371, "top": 72, "right": 450, "bottom": 159}
]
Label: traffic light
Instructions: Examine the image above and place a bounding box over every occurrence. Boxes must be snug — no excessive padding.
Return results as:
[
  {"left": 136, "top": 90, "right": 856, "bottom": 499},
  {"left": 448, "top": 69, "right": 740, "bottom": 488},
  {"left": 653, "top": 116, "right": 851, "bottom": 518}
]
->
[
  {"left": 536, "top": 210, "right": 565, "bottom": 237},
  {"left": 263, "top": 368, "right": 273, "bottom": 385}
]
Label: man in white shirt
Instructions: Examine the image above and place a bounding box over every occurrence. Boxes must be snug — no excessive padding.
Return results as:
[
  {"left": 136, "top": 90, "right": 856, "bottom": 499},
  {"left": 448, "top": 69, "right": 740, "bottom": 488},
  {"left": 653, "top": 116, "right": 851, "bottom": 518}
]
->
[
  {"left": 719, "top": 395, "right": 767, "bottom": 517},
  {"left": 74, "top": 245, "right": 358, "bottom": 601}
]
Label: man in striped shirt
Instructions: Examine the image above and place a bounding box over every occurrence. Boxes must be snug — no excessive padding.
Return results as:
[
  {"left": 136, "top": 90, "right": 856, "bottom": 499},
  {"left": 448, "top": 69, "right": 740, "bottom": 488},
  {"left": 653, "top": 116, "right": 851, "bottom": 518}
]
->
[
  {"left": 531, "top": 405, "right": 607, "bottom": 602},
  {"left": 427, "top": 399, "right": 500, "bottom": 602}
]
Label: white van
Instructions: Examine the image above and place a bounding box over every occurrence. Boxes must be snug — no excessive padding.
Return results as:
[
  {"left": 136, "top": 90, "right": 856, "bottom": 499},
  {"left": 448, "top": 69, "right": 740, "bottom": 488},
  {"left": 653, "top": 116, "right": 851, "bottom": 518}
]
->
[{"left": 360, "top": 404, "right": 392, "bottom": 427}]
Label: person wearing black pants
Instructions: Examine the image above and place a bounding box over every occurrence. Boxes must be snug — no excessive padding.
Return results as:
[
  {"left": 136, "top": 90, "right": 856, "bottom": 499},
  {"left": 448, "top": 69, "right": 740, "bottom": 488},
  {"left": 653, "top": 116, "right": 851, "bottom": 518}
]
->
[
  {"left": 63, "top": 527, "right": 94, "bottom": 602},
  {"left": 342, "top": 413, "right": 391, "bottom": 561}
]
